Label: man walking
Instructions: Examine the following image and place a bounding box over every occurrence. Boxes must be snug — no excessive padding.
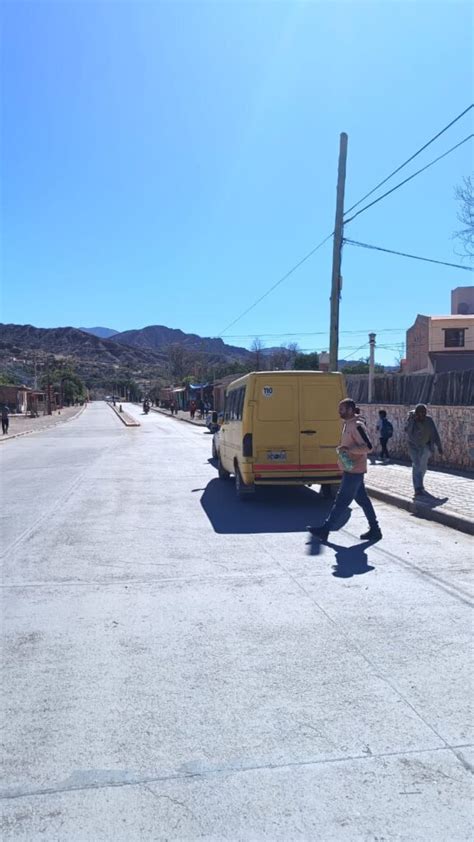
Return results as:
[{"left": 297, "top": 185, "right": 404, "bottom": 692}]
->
[
  {"left": 307, "top": 398, "right": 382, "bottom": 542},
  {"left": 405, "top": 404, "right": 443, "bottom": 496},
  {"left": 1, "top": 404, "right": 10, "bottom": 435}
]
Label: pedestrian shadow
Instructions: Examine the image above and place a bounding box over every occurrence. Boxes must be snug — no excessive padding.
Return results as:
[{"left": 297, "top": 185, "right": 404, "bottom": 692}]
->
[
  {"left": 200, "top": 477, "right": 346, "bottom": 534},
  {"left": 327, "top": 540, "right": 375, "bottom": 578},
  {"left": 415, "top": 494, "right": 449, "bottom": 509}
]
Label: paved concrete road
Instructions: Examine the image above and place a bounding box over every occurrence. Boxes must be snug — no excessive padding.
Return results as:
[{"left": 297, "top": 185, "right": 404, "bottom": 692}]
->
[{"left": 1, "top": 402, "right": 472, "bottom": 841}]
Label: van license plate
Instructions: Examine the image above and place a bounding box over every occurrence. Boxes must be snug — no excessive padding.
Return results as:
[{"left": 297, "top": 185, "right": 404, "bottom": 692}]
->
[{"left": 267, "top": 450, "right": 287, "bottom": 462}]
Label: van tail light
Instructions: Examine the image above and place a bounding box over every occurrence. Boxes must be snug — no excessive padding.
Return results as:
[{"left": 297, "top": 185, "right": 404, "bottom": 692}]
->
[{"left": 242, "top": 433, "right": 253, "bottom": 457}]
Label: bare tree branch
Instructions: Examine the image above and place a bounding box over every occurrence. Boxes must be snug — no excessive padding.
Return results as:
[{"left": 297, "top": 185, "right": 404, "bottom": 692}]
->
[{"left": 454, "top": 175, "right": 474, "bottom": 259}]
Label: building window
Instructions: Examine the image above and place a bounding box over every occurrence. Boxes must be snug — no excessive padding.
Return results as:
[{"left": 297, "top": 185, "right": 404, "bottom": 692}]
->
[{"left": 444, "top": 328, "right": 465, "bottom": 348}]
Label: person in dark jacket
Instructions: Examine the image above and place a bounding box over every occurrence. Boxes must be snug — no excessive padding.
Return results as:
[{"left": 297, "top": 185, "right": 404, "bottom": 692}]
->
[
  {"left": 1, "top": 405, "right": 9, "bottom": 435},
  {"left": 405, "top": 404, "right": 443, "bottom": 496},
  {"left": 376, "top": 409, "right": 393, "bottom": 462}
]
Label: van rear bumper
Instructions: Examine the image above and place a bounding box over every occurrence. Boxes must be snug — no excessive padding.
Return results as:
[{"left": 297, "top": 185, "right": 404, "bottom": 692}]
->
[{"left": 253, "top": 474, "right": 341, "bottom": 485}]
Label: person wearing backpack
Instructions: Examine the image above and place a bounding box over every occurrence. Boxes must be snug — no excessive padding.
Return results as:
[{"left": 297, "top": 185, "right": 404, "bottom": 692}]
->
[{"left": 376, "top": 409, "right": 393, "bottom": 462}]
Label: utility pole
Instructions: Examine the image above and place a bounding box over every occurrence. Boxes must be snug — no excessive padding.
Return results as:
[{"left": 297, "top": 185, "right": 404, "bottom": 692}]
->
[
  {"left": 329, "top": 132, "right": 348, "bottom": 372},
  {"left": 368, "top": 332, "right": 376, "bottom": 403}
]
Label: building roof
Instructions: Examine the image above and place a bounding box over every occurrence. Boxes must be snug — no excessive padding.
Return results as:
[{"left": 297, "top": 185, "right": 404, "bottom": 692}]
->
[{"left": 430, "top": 315, "right": 474, "bottom": 322}]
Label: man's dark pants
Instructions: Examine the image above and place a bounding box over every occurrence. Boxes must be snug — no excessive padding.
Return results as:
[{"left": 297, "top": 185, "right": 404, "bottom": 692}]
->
[
  {"left": 380, "top": 436, "right": 390, "bottom": 459},
  {"left": 323, "top": 471, "right": 378, "bottom": 532}
]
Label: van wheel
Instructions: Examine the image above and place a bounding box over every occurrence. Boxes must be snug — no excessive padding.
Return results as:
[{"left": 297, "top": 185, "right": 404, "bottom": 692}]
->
[
  {"left": 322, "top": 483, "right": 339, "bottom": 499},
  {"left": 218, "top": 456, "right": 230, "bottom": 480},
  {"left": 235, "top": 465, "right": 254, "bottom": 501}
]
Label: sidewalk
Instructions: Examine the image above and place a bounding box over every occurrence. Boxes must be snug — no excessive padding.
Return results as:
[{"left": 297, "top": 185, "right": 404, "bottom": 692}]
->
[
  {"left": 366, "top": 459, "right": 473, "bottom": 535},
  {"left": 151, "top": 406, "right": 207, "bottom": 427},
  {"left": 0, "top": 405, "right": 86, "bottom": 442}
]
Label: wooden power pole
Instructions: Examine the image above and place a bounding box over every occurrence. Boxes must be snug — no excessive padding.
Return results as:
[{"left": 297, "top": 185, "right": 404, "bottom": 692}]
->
[
  {"left": 368, "top": 332, "right": 376, "bottom": 403},
  {"left": 329, "top": 132, "right": 348, "bottom": 372}
]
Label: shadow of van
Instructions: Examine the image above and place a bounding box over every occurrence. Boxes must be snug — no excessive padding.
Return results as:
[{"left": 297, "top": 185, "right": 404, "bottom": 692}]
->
[{"left": 200, "top": 478, "right": 350, "bottom": 535}]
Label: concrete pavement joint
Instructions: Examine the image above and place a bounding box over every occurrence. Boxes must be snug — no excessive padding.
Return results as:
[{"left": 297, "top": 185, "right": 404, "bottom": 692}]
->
[
  {"left": 0, "top": 436, "right": 126, "bottom": 561},
  {"left": 368, "top": 539, "right": 474, "bottom": 607},
  {"left": 0, "top": 571, "right": 286, "bottom": 589},
  {"left": 254, "top": 537, "right": 466, "bottom": 760},
  {"left": 2, "top": 743, "right": 472, "bottom": 802}
]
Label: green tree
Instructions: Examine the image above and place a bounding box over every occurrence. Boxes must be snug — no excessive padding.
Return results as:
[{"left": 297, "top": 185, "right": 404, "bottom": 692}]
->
[
  {"left": 342, "top": 358, "right": 384, "bottom": 374},
  {"left": 292, "top": 352, "right": 319, "bottom": 370}
]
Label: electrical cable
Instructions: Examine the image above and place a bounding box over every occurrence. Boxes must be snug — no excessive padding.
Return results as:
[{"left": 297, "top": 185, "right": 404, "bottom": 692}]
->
[
  {"left": 222, "top": 327, "right": 406, "bottom": 339},
  {"left": 344, "top": 134, "right": 474, "bottom": 224},
  {"left": 218, "top": 231, "right": 333, "bottom": 336},
  {"left": 340, "top": 343, "right": 369, "bottom": 360},
  {"left": 344, "top": 238, "right": 474, "bottom": 271},
  {"left": 219, "top": 110, "right": 473, "bottom": 337},
  {"left": 344, "top": 104, "right": 473, "bottom": 216}
]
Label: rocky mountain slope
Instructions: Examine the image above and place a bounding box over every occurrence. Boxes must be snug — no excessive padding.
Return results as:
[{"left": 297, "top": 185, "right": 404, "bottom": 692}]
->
[
  {"left": 0, "top": 323, "right": 252, "bottom": 393},
  {"left": 79, "top": 326, "right": 119, "bottom": 339},
  {"left": 112, "top": 324, "right": 251, "bottom": 360}
]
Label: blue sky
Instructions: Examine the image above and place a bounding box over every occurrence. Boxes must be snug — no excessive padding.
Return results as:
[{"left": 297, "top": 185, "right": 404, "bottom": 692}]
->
[{"left": 2, "top": 0, "right": 473, "bottom": 364}]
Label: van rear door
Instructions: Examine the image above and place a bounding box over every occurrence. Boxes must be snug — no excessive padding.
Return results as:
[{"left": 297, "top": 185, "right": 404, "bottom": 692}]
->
[
  {"left": 298, "top": 376, "right": 343, "bottom": 474},
  {"left": 252, "top": 376, "right": 300, "bottom": 473}
]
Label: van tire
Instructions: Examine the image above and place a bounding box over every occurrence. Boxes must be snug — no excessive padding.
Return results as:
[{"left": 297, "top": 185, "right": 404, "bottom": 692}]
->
[
  {"left": 322, "top": 483, "right": 339, "bottom": 499},
  {"left": 235, "top": 465, "right": 254, "bottom": 501},
  {"left": 218, "top": 456, "right": 230, "bottom": 480}
]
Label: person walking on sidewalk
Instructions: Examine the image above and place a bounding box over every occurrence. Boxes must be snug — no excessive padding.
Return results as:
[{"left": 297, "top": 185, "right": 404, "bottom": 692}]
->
[
  {"left": 405, "top": 404, "right": 443, "bottom": 496},
  {"left": 1, "top": 404, "right": 9, "bottom": 435},
  {"left": 376, "top": 409, "right": 393, "bottom": 462},
  {"left": 307, "top": 398, "right": 382, "bottom": 542}
]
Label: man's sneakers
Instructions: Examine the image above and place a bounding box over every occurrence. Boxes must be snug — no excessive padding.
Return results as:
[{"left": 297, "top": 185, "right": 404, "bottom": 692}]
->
[
  {"left": 360, "top": 526, "right": 383, "bottom": 542},
  {"left": 307, "top": 525, "right": 329, "bottom": 542}
]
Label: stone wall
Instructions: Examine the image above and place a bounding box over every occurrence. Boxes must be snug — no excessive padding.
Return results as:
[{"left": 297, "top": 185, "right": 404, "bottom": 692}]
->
[{"left": 357, "top": 404, "right": 474, "bottom": 472}]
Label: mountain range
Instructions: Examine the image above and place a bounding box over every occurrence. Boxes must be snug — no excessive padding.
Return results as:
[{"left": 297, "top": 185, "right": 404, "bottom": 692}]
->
[
  {"left": 0, "top": 322, "right": 251, "bottom": 393},
  {"left": 81, "top": 324, "right": 250, "bottom": 360}
]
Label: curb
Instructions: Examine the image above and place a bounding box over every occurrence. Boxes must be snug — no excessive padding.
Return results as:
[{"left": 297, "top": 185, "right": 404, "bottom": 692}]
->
[
  {"left": 107, "top": 403, "right": 140, "bottom": 427},
  {"left": 0, "top": 404, "right": 87, "bottom": 444},
  {"left": 366, "top": 485, "right": 474, "bottom": 536}
]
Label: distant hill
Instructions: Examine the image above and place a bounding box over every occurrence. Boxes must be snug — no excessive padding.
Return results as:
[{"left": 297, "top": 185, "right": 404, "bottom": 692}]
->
[
  {"left": 0, "top": 323, "right": 253, "bottom": 394},
  {"left": 79, "top": 326, "right": 119, "bottom": 339},
  {"left": 113, "top": 324, "right": 251, "bottom": 360},
  {"left": 0, "top": 323, "right": 168, "bottom": 391}
]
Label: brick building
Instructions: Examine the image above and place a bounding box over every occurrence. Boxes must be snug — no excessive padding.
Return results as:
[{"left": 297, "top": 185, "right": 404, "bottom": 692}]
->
[{"left": 405, "top": 286, "right": 474, "bottom": 373}]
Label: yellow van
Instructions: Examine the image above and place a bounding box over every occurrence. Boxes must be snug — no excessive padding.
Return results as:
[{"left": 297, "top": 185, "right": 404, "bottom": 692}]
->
[{"left": 215, "top": 370, "right": 345, "bottom": 499}]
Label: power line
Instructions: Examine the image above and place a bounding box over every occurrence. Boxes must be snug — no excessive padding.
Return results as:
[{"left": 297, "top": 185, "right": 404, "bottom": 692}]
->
[
  {"left": 344, "top": 134, "right": 474, "bottom": 224},
  {"left": 222, "top": 327, "right": 406, "bottom": 339},
  {"left": 344, "top": 104, "right": 474, "bottom": 216},
  {"left": 218, "top": 231, "right": 333, "bottom": 336},
  {"left": 344, "top": 238, "right": 474, "bottom": 271},
  {"left": 219, "top": 110, "right": 473, "bottom": 337},
  {"left": 341, "top": 342, "right": 369, "bottom": 360}
]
